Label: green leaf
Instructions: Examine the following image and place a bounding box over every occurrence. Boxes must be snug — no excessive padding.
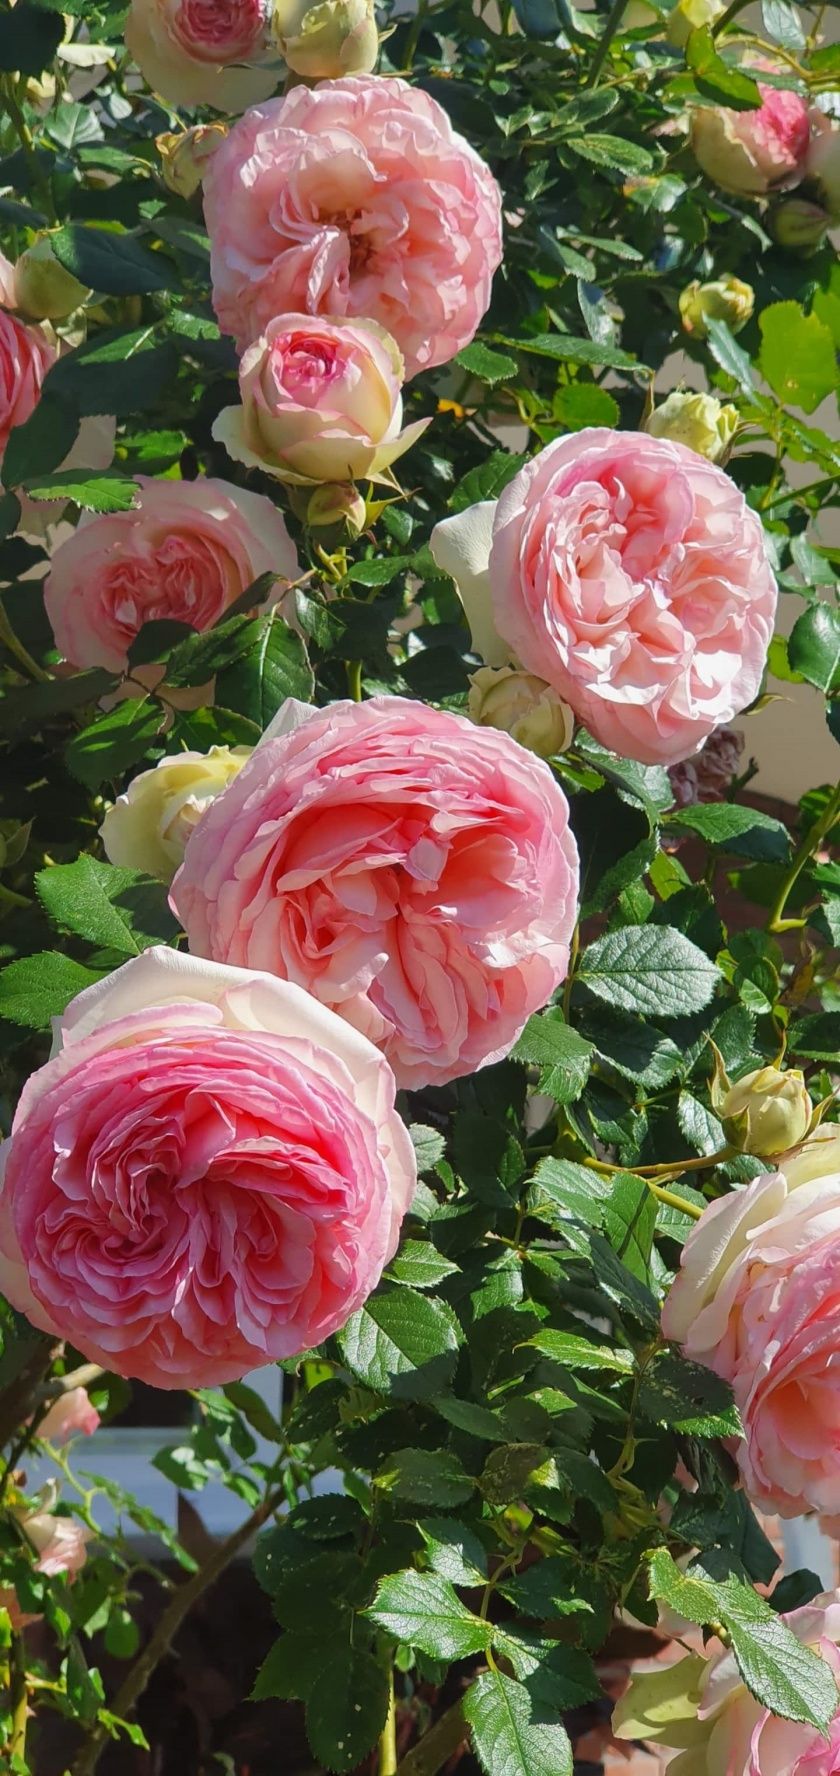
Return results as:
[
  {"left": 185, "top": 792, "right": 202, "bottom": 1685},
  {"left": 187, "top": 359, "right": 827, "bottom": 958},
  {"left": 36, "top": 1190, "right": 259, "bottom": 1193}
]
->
[
  {"left": 337, "top": 1289, "right": 463, "bottom": 1400},
  {"left": 251, "top": 1632, "right": 324, "bottom": 1701},
  {"left": 65, "top": 698, "right": 167, "bottom": 790},
  {"left": 1, "top": 391, "right": 80, "bottom": 490},
  {"left": 787, "top": 1012, "right": 840, "bottom": 1059},
  {"left": 603, "top": 1173, "right": 656, "bottom": 1282},
  {"left": 0, "top": 3, "right": 63, "bottom": 73},
  {"left": 46, "top": 326, "right": 179, "bottom": 419},
  {"left": 512, "top": 1011, "right": 594, "bottom": 1104},
  {"left": 23, "top": 470, "right": 139, "bottom": 513},
  {"left": 455, "top": 343, "right": 519, "bottom": 383},
  {"left": 759, "top": 303, "right": 838, "bottom": 414},
  {"left": 51, "top": 225, "right": 178, "bottom": 295},
  {"left": 306, "top": 1644, "right": 390, "bottom": 1774},
  {"left": 448, "top": 451, "right": 527, "bottom": 513},
  {"left": 526, "top": 1157, "right": 610, "bottom": 1230},
  {"left": 215, "top": 611, "right": 314, "bottom": 728},
  {"left": 377, "top": 1447, "right": 475, "bottom": 1508},
  {"left": 36, "top": 858, "right": 178, "bottom": 954},
  {"left": 705, "top": 318, "right": 755, "bottom": 394},
  {"left": 668, "top": 803, "right": 790, "bottom": 862},
  {"left": 418, "top": 1518, "right": 488, "bottom": 1586},
  {"left": 464, "top": 1668, "right": 573, "bottom": 1776},
  {"left": 583, "top": 1011, "right": 683, "bottom": 1089},
  {"left": 0, "top": 952, "right": 101, "bottom": 1029},
  {"left": 526, "top": 1329, "right": 634, "bottom": 1372},
  {"left": 788, "top": 603, "right": 840, "bottom": 694},
  {"left": 502, "top": 332, "right": 640, "bottom": 371},
  {"left": 367, "top": 1570, "right": 491, "bottom": 1659},
  {"left": 0, "top": 669, "right": 117, "bottom": 736},
  {"left": 410, "top": 1124, "right": 446, "bottom": 1174},
  {"left": 568, "top": 133, "right": 654, "bottom": 174},
  {"left": 578, "top": 925, "right": 720, "bottom": 1017},
  {"left": 686, "top": 30, "right": 763, "bottom": 107},
  {"left": 552, "top": 384, "right": 620, "bottom": 431},
  {"left": 639, "top": 1352, "right": 741, "bottom": 1437},
  {"left": 386, "top": 1240, "right": 460, "bottom": 1289},
  {"left": 496, "top": 1630, "right": 601, "bottom": 1710}
]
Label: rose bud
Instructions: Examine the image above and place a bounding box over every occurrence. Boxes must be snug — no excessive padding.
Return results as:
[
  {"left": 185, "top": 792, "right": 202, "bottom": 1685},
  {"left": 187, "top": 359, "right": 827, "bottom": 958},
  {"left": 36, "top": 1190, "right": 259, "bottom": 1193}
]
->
[
  {"left": 769, "top": 194, "right": 831, "bottom": 251},
  {"left": 666, "top": 0, "right": 724, "bottom": 49},
  {"left": 467, "top": 666, "right": 573, "bottom": 759},
  {"left": 14, "top": 235, "right": 89, "bottom": 321},
  {"left": 101, "top": 747, "right": 251, "bottom": 884},
  {"left": 804, "top": 111, "right": 840, "bottom": 219},
  {"left": 38, "top": 1387, "right": 100, "bottom": 1445},
  {"left": 644, "top": 391, "right": 739, "bottom": 464},
  {"left": 679, "top": 274, "right": 754, "bottom": 338},
  {"left": 213, "top": 315, "right": 429, "bottom": 486},
  {"left": 273, "top": 0, "right": 378, "bottom": 78},
  {"left": 306, "top": 482, "right": 367, "bottom": 537},
  {"left": 721, "top": 1064, "right": 813, "bottom": 1158},
  {"left": 690, "top": 74, "right": 810, "bottom": 196},
  {"left": 156, "top": 123, "right": 228, "bottom": 199}
]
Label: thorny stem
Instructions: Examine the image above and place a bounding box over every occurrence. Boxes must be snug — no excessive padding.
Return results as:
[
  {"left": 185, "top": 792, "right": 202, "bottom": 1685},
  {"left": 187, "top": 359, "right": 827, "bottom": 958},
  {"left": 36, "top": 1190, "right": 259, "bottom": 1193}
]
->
[
  {"left": 768, "top": 781, "right": 840, "bottom": 934},
  {"left": 0, "top": 77, "right": 56, "bottom": 225},
  {"left": 0, "top": 601, "right": 50, "bottom": 684},
  {"left": 8, "top": 1632, "right": 28, "bottom": 1763},
  {"left": 585, "top": 0, "right": 630, "bottom": 86},
  {"left": 347, "top": 658, "right": 363, "bottom": 702},
  {"left": 378, "top": 1659, "right": 398, "bottom": 1776},
  {"left": 69, "top": 1483, "right": 287, "bottom": 1776}
]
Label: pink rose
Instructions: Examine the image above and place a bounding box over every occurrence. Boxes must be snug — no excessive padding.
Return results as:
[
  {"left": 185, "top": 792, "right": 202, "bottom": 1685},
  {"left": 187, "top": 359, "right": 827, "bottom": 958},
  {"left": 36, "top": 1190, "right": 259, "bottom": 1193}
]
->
[
  {"left": 37, "top": 1387, "right": 101, "bottom": 1445},
  {"left": 431, "top": 429, "right": 777, "bottom": 767},
  {"left": 125, "top": 0, "right": 278, "bottom": 112},
  {"left": 662, "top": 1129, "right": 840, "bottom": 1516},
  {"left": 202, "top": 76, "right": 503, "bottom": 374},
  {"left": 0, "top": 947, "right": 415, "bottom": 1389},
  {"left": 214, "top": 315, "right": 428, "bottom": 485},
  {"left": 0, "top": 1501, "right": 91, "bottom": 1630},
  {"left": 0, "top": 296, "right": 56, "bottom": 469},
  {"left": 44, "top": 475, "right": 300, "bottom": 673},
  {"left": 805, "top": 109, "right": 840, "bottom": 220},
  {"left": 614, "top": 1592, "right": 840, "bottom": 1773},
  {"left": 691, "top": 78, "right": 811, "bottom": 196},
  {"left": 171, "top": 696, "right": 579, "bottom": 1090}
]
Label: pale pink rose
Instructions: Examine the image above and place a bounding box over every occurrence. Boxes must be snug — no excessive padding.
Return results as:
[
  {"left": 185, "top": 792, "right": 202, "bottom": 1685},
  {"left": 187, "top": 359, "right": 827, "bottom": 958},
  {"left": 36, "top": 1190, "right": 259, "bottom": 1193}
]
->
[
  {"left": 0, "top": 1502, "right": 91, "bottom": 1630},
  {"left": 202, "top": 76, "right": 504, "bottom": 375},
  {"left": 43, "top": 475, "right": 300, "bottom": 673},
  {"left": 214, "top": 314, "right": 428, "bottom": 486},
  {"left": 0, "top": 298, "right": 56, "bottom": 470},
  {"left": 125, "top": 0, "right": 278, "bottom": 112},
  {"left": 691, "top": 77, "right": 811, "bottom": 196},
  {"left": 805, "top": 109, "right": 840, "bottom": 220},
  {"left": 662, "top": 1129, "right": 840, "bottom": 1516},
  {"left": 433, "top": 430, "right": 777, "bottom": 767},
  {"left": 37, "top": 1387, "right": 100, "bottom": 1445},
  {"left": 171, "top": 696, "right": 579, "bottom": 1090},
  {"left": 0, "top": 947, "right": 415, "bottom": 1388},
  {"left": 614, "top": 1592, "right": 840, "bottom": 1773}
]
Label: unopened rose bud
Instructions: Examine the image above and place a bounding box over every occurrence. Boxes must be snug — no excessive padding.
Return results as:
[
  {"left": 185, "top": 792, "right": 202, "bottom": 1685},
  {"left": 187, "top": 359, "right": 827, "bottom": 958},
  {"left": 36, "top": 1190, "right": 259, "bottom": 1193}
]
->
[
  {"left": 467, "top": 666, "right": 573, "bottom": 759},
  {"left": 721, "top": 1065, "right": 813, "bottom": 1158},
  {"left": 100, "top": 747, "right": 251, "bottom": 884},
  {"left": 769, "top": 195, "right": 831, "bottom": 252},
  {"left": 307, "top": 482, "right": 367, "bottom": 536},
  {"left": 666, "top": 0, "right": 724, "bottom": 49},
  {"left": 679, "top": 274, "right": 754, "bottom": 338},
  {"left": 644, "top": 391, "right": 738, "bottom": 464},
  {"left": 156, "top": 124, "right": 228, "bottom": 200},
  {"left": 804, "top": 113, "right": 840, "bottom": 220},
  {"left": 274, "top": 0, "right": 378, "bottom": 77},
  {"left": 14, "top": 235, "right": 89, "bottom": 321}
]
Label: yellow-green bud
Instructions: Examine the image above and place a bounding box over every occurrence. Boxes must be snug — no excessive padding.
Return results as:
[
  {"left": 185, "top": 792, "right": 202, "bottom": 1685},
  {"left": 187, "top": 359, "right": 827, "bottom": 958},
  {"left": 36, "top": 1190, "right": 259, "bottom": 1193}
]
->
[
  {"left": 678, "top": 275, "right": 754, "bottom": 339},
  {"left": 14, "top": 235, "right": 89, "bottom": 321},
  {"left": 307, "top": 482, "right": 367, "bottom": 538},
  {"left": 644, "top": 391, "right": 739, "bottom": 464},
  {"left": 156, "top": 124, "right": 228, "bottom": 200},
  {"left": 273, "top": 0, "right": 378, "bottom": 79},
  {"left": 769, "top": 197, "right": 830, "bottom": 254},
  {"left": 467, "top": 666, "right": 574, "bottom": 759},
  {"left": 721, "top": 1065, "right": 813, "bottom": 1158},
  {"left": 666, "top": 0, "right": 724, "bottom": 48}
]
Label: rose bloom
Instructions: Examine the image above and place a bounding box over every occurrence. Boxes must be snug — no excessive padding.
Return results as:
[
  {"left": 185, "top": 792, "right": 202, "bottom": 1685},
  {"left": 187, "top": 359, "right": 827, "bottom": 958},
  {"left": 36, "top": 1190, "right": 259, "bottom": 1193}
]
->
[
  {"left": 171, "top": 696, "right": 579, "bottom": 1091},
  {"left": 0, "top": 250, "right": 56, "bottom": 469},
  {"left": 214, "top": 315, "right": 428, "bottom": 486},
  {"left": 662, "top": 1127, "right": 840, "bottom": 1516},
  {"left": 805, "top": 109, "right": 840, "bottom": 221},
  {"left": 38, "top": 1387, "right": 100, "bottom": 1445},
  {"left": 467, "top": 666, "right": 573, "bottom": 760},
  {"left": 0, "top": 947, "right": 415, "bottom": 1389},
  {"left": 203, "top": 76, "right": 503, "bottom": 374},
  {"left": 125, "top": 0, "right": 278, "bottom": 112},
  {"left": 430, "top": 428, "right": 777, "bottom": 767},
  {"left": 44, "top": 476, "right": 300, "bottom": 674},
  {"left": 101, "top": 746, "right": 251, "bottom": 884},
  {"left": 690, "top": 76, "right": 811, "bottom": 196},
  {"left": 0, "top": 1500, "right": 91, "bottom": 1631},
  {"left": 614, "top": 1592, "right": 840, "bottom": 1773},
  {"left": 668, "top": 724, "right": 744, "bottom": 807}
]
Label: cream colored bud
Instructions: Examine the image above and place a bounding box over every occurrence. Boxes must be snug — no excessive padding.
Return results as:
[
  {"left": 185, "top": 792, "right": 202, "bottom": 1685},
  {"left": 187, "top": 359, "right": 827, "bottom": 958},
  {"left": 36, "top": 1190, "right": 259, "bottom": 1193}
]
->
[
  {"left": 644, "top": 391, "right": 739, "bottom": 464},
  {"left": 307, "top": 482, "right": 367, "bottom": 536},
  {"left": 100, "top": 747, "right": 251, "bottom": 884},
  {"left": 467, "top": 666, "right": 573, "bottom": 759},
  {"left": 156, "top": 124, "right": 228, "bottom": 200},
  {"left": 678, "top": 275, "right": 755, "bottom": 339},
  {"left": 721, "top": 1065, "right": 813, "bottom": 1158},
  {"left": 273, "top": 0, "right": 378, "bottom": 78},
  {"left": 666, "top": 0, "right": 724, "bottom": 48},
  {"left": 14, "top": 236, "right": 89, "bottom": 321},
  {"left": 769, "top": 196, "right": 830, "bottom": 253}
]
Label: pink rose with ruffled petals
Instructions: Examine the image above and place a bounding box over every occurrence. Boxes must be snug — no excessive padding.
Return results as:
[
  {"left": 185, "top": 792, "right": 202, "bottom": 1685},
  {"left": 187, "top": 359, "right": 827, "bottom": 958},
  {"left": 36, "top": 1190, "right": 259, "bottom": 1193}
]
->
[
  {"left": 0, "top": 948, "right": 415, "bottom": 1389},
  {"left": 171, "top": 696, "right": 579, "bottom": 1090},
  {"left": 44, "top": 475, "right": 300, "bottom": 673},
  {"left": 662, "top": 1129, "right": 840, "bottom": 1516},
  {"left": 38, "top": 1387, "right": 100, "bottom": 1445},
  {"left": 691, "top": 76, "right": 811, "bottom": 195},
  {"left": 0, "top": 298, "right": 55, "bottom": 470},
  {"left": 126, "top": 0, "right": 277, "bottom": 110},
  {"left": 432, "top": 429, "right": 777, "bottom": 766},
  {"left": 203, "top": 76, "right": 503, "bottom": 374},
  {"left": 614, "top": 1590, "right": 840, "bottom": 1773}
]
